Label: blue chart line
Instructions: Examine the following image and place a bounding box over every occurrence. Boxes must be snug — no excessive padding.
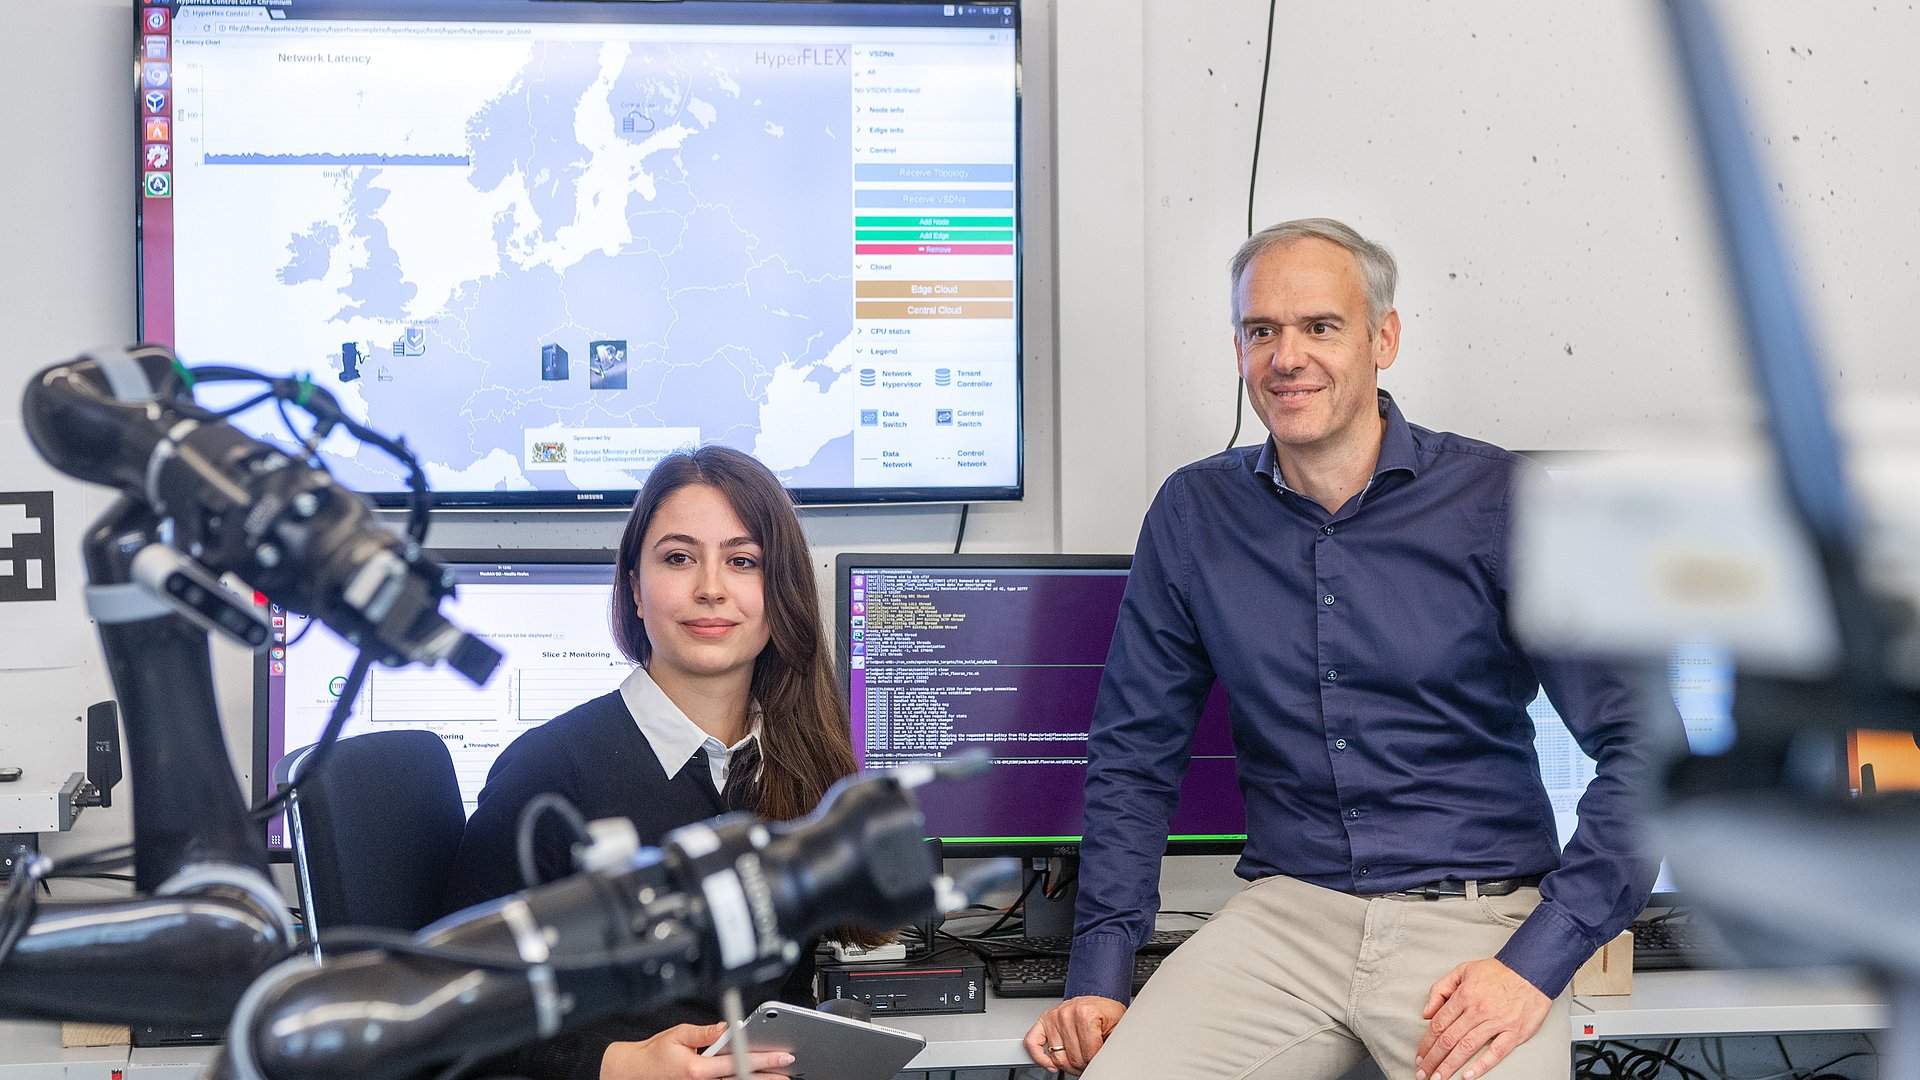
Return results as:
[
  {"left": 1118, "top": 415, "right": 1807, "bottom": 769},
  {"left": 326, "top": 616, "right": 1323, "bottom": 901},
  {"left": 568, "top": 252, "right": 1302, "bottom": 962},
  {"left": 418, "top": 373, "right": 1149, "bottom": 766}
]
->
[{"left": 205, "top": 153, "right": 471, "bottom": 166}]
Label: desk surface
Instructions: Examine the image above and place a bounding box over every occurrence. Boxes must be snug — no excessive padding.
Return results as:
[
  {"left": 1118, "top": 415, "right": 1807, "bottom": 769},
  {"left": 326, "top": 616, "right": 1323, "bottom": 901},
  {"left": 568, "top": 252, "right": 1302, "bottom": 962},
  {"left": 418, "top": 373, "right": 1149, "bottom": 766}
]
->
[
  {"left": 0, "top": 968, "right": 1891, "bottom": 1078},
  {"left": 1573, "top": 967, "right": 1887, "bottom": 1041},
  {"left": 0, "top": 1023, "right": 125, "bottom": 1080}
]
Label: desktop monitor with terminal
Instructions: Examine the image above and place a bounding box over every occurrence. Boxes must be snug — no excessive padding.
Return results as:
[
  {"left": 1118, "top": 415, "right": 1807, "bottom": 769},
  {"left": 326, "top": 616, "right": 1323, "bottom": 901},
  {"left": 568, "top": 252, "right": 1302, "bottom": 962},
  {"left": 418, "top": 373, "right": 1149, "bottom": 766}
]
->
[{"left": 836, "top": 553, "right": 1247, "bottom": 941}]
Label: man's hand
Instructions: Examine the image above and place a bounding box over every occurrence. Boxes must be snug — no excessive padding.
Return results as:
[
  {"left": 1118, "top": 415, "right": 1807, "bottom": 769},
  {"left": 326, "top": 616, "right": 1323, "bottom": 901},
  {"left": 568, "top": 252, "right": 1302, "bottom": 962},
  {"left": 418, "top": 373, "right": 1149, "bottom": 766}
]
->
[
  {"left": 1413, "top": 958, "right": 1551, "bottom": 1080},
  {"left": 1024, "top": 995, "right": 1127, "bottom": 1075},
  {"left": 599, "top": 1022, "right": 795, "bottom": 1080}
]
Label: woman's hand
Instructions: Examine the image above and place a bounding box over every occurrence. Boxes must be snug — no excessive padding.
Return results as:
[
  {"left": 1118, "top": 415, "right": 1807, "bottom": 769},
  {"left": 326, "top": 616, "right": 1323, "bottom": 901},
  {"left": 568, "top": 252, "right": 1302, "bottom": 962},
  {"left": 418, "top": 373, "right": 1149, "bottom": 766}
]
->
[{"left": 599, "top": 1022, "right": 794, "bottom": 1079}]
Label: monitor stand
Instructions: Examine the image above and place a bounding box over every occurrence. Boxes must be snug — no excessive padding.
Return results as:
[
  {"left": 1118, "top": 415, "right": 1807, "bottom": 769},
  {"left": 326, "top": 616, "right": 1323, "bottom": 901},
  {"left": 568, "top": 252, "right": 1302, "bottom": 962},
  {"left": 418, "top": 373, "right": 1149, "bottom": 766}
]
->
[{"left": 1021, "top": 855, "right": 1080, "bottom": 940}]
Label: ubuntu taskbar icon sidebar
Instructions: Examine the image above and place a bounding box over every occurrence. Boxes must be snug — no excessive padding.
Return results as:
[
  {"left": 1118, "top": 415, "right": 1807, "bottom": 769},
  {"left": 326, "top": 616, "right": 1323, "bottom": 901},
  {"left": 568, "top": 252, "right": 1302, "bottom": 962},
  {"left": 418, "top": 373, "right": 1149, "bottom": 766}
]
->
[{"left": 140, "top": 2, "right": 171, "bottom": 200}]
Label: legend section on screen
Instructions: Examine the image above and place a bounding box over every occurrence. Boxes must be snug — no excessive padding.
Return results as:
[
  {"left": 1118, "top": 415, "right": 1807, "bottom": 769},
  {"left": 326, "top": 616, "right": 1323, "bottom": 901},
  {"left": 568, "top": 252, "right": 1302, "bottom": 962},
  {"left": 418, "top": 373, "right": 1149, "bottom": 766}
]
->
[{"left": 848, "top": 32, "right": 1018, "bottom": 489}]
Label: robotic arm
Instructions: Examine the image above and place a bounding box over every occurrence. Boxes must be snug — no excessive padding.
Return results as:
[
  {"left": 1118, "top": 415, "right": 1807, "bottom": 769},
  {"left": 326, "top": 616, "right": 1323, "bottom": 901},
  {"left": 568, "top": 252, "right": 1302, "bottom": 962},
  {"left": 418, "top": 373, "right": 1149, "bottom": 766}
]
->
[
  {"left": 2, "top": 344, "right": 498, "bottom": 1027},
  {"left": 215, "top": 762, "right": 973, "bottom": 1080}
]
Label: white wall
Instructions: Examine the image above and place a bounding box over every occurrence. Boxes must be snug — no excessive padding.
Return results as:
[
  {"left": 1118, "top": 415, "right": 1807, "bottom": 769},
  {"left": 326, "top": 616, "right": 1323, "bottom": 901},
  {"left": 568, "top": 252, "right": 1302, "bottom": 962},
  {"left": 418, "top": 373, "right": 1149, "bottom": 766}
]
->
[
  {"left": 2, "top": 1, "right": 1913, "bottom": 901},
  {"left": 1065, "top": 0, "right": 1920, "bottom": 516}
]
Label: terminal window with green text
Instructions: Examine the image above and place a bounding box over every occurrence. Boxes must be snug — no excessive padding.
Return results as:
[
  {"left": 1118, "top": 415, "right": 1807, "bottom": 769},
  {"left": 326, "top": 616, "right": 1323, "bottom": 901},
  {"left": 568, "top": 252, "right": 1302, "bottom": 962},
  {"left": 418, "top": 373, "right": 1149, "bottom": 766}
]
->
[{"left": 138, "top": 1, "right": 1024, "bottom": 507}]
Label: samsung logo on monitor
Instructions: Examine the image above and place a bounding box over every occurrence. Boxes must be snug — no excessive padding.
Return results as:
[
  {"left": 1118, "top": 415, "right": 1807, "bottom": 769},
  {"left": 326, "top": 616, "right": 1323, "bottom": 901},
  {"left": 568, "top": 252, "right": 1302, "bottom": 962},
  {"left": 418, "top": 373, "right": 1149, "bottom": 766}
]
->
[{"left": 575, "top": 493, "right": 605, "bottom": 501}]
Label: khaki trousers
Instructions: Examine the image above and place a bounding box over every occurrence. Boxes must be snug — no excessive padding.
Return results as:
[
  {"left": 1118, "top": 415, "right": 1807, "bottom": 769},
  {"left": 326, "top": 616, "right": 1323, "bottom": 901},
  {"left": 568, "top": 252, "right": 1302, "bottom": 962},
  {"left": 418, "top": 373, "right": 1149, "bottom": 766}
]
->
[{"left": 1080, "top": 875, "right": 1571, "bottom": 1080}]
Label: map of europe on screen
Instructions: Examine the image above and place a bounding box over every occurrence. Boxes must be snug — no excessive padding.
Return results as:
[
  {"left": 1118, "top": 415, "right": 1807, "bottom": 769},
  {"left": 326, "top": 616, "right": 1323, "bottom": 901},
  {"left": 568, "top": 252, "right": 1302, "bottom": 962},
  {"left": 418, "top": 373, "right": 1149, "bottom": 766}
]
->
[{"left": 180, "top": 39, "right": 856, "bottom": 495}]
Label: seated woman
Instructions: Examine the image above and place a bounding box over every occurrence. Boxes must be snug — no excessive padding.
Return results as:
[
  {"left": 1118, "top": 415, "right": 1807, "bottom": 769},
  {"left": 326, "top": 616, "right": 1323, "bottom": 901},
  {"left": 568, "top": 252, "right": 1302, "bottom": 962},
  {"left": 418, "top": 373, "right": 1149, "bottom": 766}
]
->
[{"left": 442, "top": 445, "right": 876, "bottom": 1080}]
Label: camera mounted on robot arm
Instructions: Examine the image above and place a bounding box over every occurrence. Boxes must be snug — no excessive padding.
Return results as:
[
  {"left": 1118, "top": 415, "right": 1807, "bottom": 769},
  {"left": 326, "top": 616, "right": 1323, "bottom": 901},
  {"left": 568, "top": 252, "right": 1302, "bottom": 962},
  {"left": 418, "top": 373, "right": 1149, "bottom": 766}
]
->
[
  {"left": 215, "top": 758, "right": 1008, "bottom": 1080},
  {"left": 21, "top": 344, "right": 499, "bottom": 682}
]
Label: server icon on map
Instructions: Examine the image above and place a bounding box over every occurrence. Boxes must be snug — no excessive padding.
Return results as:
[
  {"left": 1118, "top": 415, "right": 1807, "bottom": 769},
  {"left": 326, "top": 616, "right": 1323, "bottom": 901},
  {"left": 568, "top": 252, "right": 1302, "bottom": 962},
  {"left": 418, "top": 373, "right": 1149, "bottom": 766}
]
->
[{"left": 541, "top": 343, "right": 569, "bottom": 381}]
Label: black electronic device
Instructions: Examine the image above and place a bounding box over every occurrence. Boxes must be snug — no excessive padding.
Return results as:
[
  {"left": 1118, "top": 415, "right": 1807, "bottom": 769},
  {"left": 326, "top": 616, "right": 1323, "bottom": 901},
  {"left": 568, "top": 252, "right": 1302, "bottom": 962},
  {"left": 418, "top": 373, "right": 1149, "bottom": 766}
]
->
[
  {"left": 966, "top": 928, "right": 1195, "bottom": 960},
  {"left": 817, "top": 946, "right": 988, "bottom": 1016},
  {"left": 1629, "top": 914, "right": 1724, "bottom": 973},
  {"left": 132, "top": 1022, "right": 224, "bottom": 1048},
  {"left": 970, "top": 928, "right": 1194, "bottom": 1000},
  {"left": 80, "top": 701, "right": 121, "bottom": 811},
  {"left": 987, "top": 951, "right": 1171, "bottom": 1000}
]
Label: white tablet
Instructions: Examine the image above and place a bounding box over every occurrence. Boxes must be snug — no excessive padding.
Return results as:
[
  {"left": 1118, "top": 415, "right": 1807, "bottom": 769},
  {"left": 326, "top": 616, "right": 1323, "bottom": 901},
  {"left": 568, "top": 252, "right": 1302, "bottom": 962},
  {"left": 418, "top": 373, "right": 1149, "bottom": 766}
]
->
[{"left": 701, "top": 1002, "right": 926, "bottom": 1080}]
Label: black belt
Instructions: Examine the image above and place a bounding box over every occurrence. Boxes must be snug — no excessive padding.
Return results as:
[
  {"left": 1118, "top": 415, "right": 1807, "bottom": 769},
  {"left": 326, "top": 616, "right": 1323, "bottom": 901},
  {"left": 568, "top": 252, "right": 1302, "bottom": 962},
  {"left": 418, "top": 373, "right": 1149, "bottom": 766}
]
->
[{"left": 1389, "top": 875, "right": 1544, "bottom": 901}]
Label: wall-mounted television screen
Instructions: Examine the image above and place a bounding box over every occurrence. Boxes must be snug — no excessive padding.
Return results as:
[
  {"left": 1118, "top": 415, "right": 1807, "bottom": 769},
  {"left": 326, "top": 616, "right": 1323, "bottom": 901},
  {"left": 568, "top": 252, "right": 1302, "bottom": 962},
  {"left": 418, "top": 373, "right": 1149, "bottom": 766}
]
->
[{"left": 138, "top": 0, "right": 1024, "bottom": 507}]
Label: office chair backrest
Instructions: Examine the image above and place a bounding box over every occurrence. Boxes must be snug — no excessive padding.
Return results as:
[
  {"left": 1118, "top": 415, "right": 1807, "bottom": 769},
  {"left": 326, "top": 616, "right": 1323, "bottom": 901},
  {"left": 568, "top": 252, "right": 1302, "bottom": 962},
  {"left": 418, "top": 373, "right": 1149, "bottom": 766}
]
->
[{"left": 283, "top": 729, "right": 466, "bottom": 947}]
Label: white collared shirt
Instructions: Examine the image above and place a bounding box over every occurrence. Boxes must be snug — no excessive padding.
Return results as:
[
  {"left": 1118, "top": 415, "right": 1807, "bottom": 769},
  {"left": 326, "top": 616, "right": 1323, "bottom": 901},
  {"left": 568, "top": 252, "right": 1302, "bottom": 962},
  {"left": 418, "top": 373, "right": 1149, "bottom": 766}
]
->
[{"left": 618, "top": 665, "right": 760, "bottom": 793}]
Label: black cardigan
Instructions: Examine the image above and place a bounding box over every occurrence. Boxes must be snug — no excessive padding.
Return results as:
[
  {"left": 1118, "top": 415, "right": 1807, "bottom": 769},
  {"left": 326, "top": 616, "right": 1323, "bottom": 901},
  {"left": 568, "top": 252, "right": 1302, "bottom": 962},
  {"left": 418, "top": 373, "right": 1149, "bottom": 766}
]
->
[{"left": 442, "top": 690, "right": 815, "bottom": 1080}]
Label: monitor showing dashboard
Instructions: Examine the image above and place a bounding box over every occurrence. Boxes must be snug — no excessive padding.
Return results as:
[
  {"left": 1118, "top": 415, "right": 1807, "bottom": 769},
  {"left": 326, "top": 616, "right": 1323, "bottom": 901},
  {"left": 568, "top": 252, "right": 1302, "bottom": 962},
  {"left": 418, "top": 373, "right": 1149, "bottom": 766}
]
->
[
  {"left": 1529, "top": 640, "right": 1736, "bottom": 900},
  {"left": 837, "top": 554, "right": 1248, "bottom": 857},
  {"left": 254, "top": 549, "right": 626, "bottom": 853},
  {"left": 139, "top": 1, "right": 1024, "bottom": 507}
]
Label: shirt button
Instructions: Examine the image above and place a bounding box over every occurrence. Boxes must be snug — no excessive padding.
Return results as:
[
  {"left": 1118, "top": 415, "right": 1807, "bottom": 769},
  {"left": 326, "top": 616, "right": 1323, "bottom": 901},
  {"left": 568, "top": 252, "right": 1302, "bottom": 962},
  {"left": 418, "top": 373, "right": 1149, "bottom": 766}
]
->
[
  {"left": 1359, "top": 866, "right": 1371, "bottom": 877},
  {"left": 1325, "top": 669, "right": 1339, "bottom": 682},
  {"left": 1322, "top": 594, "right": 1335, "bottom": 606},
  {"left": 1322, "top": 525, "right": 1336, "bottom": 536},
  {"left": 1334, "top": 738, "right": 1348, "bottom": 750},
  {"left": 1348, "top": 809, "right": 1360, "bottom": 819}
]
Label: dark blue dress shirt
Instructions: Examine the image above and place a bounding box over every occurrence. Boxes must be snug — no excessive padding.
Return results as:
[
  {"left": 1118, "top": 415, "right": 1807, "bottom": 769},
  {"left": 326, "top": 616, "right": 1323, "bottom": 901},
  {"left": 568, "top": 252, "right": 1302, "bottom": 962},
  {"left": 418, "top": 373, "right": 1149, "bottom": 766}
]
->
[{"left": 1065, "top": 393, "right": 1671, "bottom": 1003}]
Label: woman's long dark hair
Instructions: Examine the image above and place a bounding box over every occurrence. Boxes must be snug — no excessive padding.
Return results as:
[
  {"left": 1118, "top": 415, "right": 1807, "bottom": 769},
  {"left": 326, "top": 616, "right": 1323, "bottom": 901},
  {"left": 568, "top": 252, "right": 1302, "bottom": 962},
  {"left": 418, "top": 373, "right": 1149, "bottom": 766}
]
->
[{"left": 610, "top": 446, "right": 857, "bottom": 826}]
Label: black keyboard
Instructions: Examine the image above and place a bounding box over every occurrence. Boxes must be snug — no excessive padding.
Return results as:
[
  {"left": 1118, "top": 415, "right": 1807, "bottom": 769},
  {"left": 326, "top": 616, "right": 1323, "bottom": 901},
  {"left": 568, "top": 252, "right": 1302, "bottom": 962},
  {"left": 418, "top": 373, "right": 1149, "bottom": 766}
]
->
[
  {"left": 969, "top": 928, "right": 1195, "bottom": 959},
  {"left": 1632, "top": 917, "right": 1721, "bottom": 972},
  {"left": 990, "top": 952, "right": 1171, "bottom": 999},
  {"left": 983, "top": 931, "right": 1194, "bottom": 999}
]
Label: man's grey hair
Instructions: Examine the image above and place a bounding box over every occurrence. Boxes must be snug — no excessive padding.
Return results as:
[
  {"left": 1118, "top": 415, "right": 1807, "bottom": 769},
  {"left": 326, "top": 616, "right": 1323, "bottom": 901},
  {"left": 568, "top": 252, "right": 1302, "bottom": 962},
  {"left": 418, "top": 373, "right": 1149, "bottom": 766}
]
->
[{"left": 1229, "top": 217, "right": 1398, "bottom": 329}]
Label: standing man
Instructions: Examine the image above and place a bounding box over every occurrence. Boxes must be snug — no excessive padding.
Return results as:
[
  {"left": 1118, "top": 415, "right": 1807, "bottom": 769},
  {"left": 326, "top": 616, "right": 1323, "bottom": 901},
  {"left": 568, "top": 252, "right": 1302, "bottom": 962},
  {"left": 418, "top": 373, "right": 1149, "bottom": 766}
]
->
[{"left": 1024, "top": 219, "right": 1669, "bottom": 1080}]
